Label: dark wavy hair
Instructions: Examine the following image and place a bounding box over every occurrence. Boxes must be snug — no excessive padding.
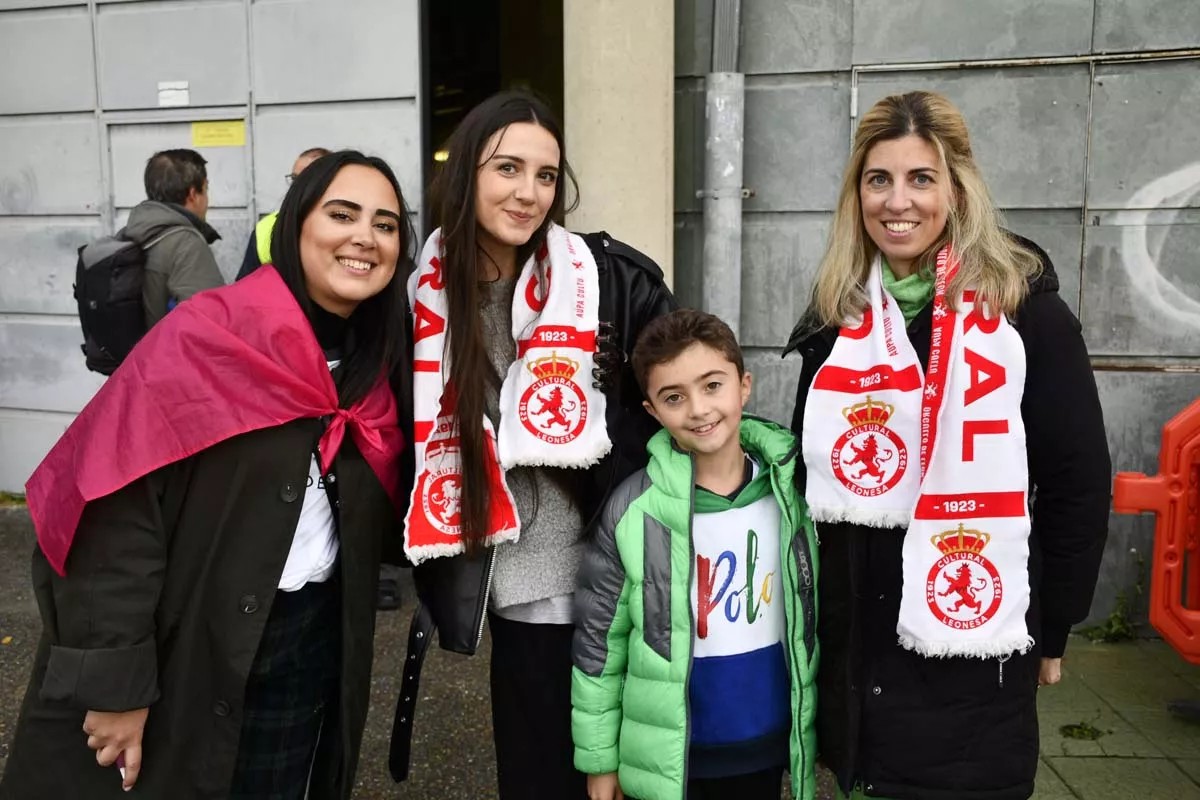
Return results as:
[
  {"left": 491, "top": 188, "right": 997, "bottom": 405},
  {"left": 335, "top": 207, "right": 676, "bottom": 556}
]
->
[
  {"left": 428, "top": 90, "right": 578, "bottom": 550},
  {"left": 271, "top": 149, "right": 415, "bottom": 408}
]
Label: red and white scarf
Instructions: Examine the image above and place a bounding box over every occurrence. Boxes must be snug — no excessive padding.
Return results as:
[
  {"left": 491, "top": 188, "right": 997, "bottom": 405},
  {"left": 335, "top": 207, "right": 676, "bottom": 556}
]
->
[
  {"left": 403, "top": 224, "right": 610, "bottom": 564},
  {"left": 802, "top": 248, "right": 1033, "bottom": 658}
]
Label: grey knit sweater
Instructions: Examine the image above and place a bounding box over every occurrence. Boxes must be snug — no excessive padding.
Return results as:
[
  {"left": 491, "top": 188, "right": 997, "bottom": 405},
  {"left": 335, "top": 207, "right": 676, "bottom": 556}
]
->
[{"left": 479, "top": 279, "right": 584, "bottom": 622}]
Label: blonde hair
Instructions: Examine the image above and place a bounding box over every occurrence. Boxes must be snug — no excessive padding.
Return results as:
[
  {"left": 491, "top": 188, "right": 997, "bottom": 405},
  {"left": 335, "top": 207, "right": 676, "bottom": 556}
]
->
[{"left": 809, "top": 91, "right": 1040, "bottom": 328}]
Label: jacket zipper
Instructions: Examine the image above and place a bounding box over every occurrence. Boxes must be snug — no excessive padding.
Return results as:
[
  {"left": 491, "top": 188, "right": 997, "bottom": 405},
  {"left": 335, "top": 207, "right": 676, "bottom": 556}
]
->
[
  {"left": 475, "top": 547, "right": 498, "bottom": 650},
  {"left": 776, "top": 462, "right": 808, "bottom": 798},
  {"left": 772, "top": 440, "right": 817, "bottom": 654},
  {"left": 682, "top": 454, "right": 697, "bottom": 791},
  {"left": 797, "top": 540, "right": 816, "bottom": 663}
]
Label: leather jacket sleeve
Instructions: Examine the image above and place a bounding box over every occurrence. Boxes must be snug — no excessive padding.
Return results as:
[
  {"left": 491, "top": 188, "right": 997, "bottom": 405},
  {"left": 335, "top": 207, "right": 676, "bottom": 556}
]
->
[{"left": 581, "top": 232, "right": 679, "bottom": 530}]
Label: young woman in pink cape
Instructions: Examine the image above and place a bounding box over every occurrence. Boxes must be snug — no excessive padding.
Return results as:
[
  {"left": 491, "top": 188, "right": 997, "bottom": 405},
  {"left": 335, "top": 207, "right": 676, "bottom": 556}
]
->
[{"left": 2, "top": 150, "right": 414, "bottom": 800}]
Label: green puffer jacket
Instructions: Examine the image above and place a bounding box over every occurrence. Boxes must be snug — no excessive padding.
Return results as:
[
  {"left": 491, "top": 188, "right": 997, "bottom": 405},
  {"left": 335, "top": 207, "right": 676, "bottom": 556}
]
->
[{"left": 571, "top": 415, "right": 819, "bottom": 800}]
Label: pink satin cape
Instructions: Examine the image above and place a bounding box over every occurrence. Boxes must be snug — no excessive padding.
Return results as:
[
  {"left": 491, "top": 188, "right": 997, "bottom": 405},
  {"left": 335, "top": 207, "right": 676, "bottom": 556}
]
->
[{"left": 27, "top": 266, "right": 404, "bottom": 576}]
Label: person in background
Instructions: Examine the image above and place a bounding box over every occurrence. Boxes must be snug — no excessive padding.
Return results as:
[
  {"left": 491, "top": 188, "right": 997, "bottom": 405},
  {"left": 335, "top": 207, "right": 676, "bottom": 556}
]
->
[
  {"left": 785, "top": 91, "right": 1111, "bottom": 800},
  {"left": 237, "top": 146, "right": 332, "bottom": 280},
  {"left": 125, "top": 148, "right": 225, "bottom": 327}
]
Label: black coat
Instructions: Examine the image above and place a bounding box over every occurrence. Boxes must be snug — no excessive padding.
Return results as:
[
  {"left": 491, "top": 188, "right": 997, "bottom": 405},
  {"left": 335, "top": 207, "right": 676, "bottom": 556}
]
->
[
  {"left": 785, "top": 238, "right": 1112, "bottom": 800},
  {"left": 0, "top": 421, "right": 396, "bottom": 800},
  {"left": 387, "top": 231, "right": 678, "bottom": 780}
]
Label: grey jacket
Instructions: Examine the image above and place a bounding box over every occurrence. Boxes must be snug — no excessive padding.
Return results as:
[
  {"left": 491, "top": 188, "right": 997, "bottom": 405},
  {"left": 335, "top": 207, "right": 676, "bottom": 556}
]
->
[{"left": 123, "top": 201, "right": 224, "bottom": 328}]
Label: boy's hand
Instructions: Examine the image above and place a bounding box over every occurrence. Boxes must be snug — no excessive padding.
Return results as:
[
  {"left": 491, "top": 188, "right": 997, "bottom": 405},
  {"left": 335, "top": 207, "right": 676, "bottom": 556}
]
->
[
  {"left": 588, "top": 771, "right": 625, "bottom": 800},
  {"left": 83, "top": 707, "right": 148, "bottom": 790}
]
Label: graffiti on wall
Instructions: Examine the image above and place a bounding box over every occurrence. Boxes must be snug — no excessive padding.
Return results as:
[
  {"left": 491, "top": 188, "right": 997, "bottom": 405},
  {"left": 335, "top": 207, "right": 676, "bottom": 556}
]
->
[{"left": 1121, "top": 161, "right": 1200, "bottom": 330}]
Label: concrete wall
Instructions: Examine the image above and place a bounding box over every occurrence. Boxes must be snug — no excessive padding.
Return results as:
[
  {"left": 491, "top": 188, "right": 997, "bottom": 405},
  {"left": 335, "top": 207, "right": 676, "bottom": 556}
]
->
[
  {"left": 675, "top": 0, "right": 1200, "bottom": 624},
  {"left": 0, "top": 0, "right": 422, "bottom": 492},
  {"left": 565, "top": 0, "right": 675, "bottom": 282}
]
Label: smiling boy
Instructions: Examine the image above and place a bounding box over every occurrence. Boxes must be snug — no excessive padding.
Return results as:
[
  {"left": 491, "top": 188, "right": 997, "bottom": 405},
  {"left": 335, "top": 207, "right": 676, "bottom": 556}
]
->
[{"left": 571, "top": 309, "right": 819, "bottom": 800}]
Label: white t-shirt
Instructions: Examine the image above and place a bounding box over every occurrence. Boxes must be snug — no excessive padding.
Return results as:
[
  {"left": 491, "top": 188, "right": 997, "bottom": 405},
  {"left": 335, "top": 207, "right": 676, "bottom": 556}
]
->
[
  {"left": 277, "top": 359, "right": 340, "bottom": 592},
  {"left": 277, "top": 453, "right": 339, "bottom": 591}
]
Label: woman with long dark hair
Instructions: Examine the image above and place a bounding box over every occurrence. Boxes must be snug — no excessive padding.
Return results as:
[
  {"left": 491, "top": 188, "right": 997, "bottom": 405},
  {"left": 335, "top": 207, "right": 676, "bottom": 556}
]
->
[
  {"left": 389, "top": 90, "right": 676, "bottom": 798},
  {"left": 786, "top": 91, "right": 1111, "bottom": 799},
  {"left": 1, "top": 150, "right": 414, "bottom": 799}
]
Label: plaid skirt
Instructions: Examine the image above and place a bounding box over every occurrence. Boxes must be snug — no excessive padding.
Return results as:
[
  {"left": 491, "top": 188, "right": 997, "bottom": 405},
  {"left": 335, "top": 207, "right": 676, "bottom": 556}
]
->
[{"left": 228, "top": 578, "right": 341, "bottom": 800}]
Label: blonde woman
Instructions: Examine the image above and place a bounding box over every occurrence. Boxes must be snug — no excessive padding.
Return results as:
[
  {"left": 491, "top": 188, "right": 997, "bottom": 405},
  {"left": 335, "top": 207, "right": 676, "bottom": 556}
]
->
[{"left": 785, "top": 91, "right": 1110, "bottom": 800}]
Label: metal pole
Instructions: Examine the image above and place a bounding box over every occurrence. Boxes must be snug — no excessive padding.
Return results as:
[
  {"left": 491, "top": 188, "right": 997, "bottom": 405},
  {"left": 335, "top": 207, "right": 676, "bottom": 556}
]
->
[{"left": 701, "top": 0, "right": 745, "bottom": 336}]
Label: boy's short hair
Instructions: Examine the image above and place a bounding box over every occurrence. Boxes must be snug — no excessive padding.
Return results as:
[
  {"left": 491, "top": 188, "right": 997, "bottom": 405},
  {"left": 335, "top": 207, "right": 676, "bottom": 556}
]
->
[{"left": 632, "top": 308, "right": 744, "bottom": 395}]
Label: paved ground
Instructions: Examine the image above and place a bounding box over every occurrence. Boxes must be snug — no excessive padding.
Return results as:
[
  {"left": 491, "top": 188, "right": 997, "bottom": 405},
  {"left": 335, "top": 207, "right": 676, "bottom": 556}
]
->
[{"left": 1, "top": 505, "right": 1198, "bottom": 798}]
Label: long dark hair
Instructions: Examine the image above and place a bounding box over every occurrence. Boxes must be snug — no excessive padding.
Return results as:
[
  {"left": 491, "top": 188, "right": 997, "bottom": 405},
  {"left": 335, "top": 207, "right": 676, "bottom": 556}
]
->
[
  {"left": 429, "top": 90, "right": 578, "bottom": 550},
  {"left": 272, "top": 149, "right": 415, "bottom": 408}
]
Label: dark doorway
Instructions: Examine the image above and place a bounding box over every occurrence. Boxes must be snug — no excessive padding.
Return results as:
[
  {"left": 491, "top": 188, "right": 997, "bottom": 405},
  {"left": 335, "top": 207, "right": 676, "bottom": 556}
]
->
[{"left": 421, "top": 0, "right": 564, "bottom": 233}]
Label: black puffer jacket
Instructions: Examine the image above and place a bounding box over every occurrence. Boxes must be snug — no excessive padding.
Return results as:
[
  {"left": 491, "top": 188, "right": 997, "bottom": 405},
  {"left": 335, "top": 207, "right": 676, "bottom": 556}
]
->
[
  {"left": 388, "top": 232, "right": 677, "bottom": 780},
  {"left": 785, "top": 237, "right": 1111, "bottom": 800}
]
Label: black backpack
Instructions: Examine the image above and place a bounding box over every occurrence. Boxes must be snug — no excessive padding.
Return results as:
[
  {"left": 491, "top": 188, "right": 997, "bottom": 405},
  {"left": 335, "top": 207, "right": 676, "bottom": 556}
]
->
[{"left": 73, "top": 227, "right": 191, "bottom": 375}]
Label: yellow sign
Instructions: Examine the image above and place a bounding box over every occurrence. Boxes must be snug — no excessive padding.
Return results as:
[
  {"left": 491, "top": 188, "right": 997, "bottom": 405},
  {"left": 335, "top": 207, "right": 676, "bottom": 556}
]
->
[{"left": 191, "top": 120, "right": 245, "bottom": 148}]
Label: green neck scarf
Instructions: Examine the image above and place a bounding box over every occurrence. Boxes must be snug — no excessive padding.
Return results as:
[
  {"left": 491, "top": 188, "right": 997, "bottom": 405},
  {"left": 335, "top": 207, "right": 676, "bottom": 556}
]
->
[
  {"left": 881, "top": 258, "right": 935, "bottom": 325},
  {"left": 694, "top": 455, "right": 771, "bottom": 513}
]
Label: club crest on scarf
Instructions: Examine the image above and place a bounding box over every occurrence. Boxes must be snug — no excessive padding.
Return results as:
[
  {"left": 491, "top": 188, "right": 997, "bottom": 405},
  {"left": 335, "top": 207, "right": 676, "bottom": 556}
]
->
[
  {"left": 518, "top": 353, "right": 589, "bottom": 444},
  {"left": 419, "top": 443, "right": 464, "bottom": 535},
  {"left": 405, "top": 390, "right": 520, "bottom": 557},
  {"left": 832, "top": 396, "right": 908, "bottom": 497},
  {"left": 926, "top": 524, "right": 1003, "bottom": 631}
]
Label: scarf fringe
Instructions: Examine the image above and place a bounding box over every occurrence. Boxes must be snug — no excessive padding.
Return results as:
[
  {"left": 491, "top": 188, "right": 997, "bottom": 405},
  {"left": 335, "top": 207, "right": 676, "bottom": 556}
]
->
[
  {"left": 404, "top": 529, "right": 521, "bottom": 566},
  {"left": 806, "top": 505, "right": 911, "bottom": 529},
  {"left": 897, "top": 633, "right": 1035, "bottom": 660},
  {"left": 499, "top": 446, "right": 611, "bottom": 471}
]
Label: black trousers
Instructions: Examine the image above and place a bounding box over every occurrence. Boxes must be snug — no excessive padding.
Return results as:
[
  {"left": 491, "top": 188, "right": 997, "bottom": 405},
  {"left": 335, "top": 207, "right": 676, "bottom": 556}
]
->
[
  {"left": 488, "top": 613, "right": 588, "bottom": 800},
  {"left": 687, "top": 766, "right": 785, "bottom": 799}
]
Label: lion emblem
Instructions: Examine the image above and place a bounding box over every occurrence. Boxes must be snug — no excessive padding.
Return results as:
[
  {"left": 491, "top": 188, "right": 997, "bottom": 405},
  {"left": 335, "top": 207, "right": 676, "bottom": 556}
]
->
[
  {"left": 841, "top": 433, "right": 896, "bottom": 484},
  {"left": 531, "top": 385, "right": 577, "bottom": 430},
  {"left": 938, "top": 563, "right": 988, "bottom": 614},
  {"left": 428, "top": 474, "right": 461, "bottom": 526}
]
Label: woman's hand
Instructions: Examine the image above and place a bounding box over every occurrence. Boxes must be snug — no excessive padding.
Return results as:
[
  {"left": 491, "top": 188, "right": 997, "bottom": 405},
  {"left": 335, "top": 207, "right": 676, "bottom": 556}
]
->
[
  {"left": 588, "top": 771, "right": 625, "bottom": 800},
  {"left": 83, "top": 707, "right": 149, "bottom": 790},
  {"left": 1039, "top": 657, "right": 1063, "bottom": 686}
]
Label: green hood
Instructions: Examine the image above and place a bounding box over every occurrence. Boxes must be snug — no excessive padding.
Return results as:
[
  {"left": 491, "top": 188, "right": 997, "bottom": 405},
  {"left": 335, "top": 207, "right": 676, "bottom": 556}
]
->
[{"left": 645, "top": 414, "right": 800, "bottom": 501}]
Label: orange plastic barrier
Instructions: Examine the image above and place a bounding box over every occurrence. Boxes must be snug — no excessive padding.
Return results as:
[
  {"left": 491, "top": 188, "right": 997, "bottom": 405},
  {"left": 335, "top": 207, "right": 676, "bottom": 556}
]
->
[{"left": 1112, "top": 398, "right": 1200, "bottom": 665}]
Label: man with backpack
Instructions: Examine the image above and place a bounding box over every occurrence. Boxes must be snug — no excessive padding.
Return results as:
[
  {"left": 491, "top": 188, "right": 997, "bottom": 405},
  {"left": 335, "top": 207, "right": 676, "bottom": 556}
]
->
[
  {"left": 75, "top": 149, "right": 225, "bottom": 375},
  {"left": 127, "top": 148, "right": 225, "bottom": 327}
]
